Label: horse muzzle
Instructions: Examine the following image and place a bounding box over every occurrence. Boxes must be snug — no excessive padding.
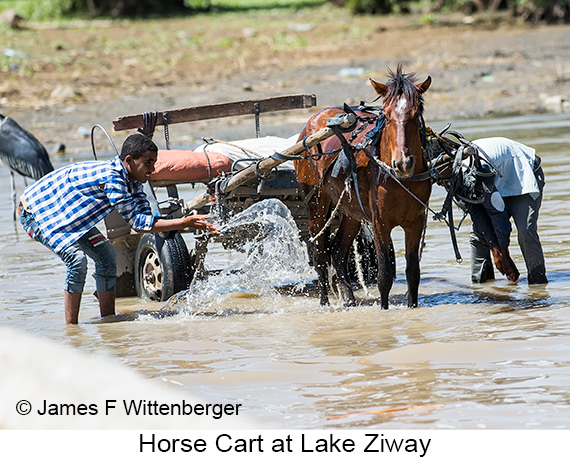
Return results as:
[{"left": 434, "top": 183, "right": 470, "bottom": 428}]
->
[{"left": 392, "top": 155, "right": 416, "bottom": 178}]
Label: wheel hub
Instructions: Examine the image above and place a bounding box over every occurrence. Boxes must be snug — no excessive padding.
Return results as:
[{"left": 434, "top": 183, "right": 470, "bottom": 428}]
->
[{"left": 142, "top": 250, "right": 162, "bottom": 300}]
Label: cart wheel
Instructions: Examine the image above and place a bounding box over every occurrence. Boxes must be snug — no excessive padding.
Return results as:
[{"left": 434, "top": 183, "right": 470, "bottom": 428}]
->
[{"left": 134, "top": 232, "right": 194, "bottom": 301}]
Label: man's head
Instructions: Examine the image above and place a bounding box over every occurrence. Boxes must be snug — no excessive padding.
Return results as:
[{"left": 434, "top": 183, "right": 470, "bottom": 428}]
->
[{"left": 120, "top": 134, "right": 158, "bottom": 183}]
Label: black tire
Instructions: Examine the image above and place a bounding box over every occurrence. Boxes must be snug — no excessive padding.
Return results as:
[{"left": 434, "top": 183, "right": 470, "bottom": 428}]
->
[{"left": 134, "top": 231, "right": 194, "bottom": 301}]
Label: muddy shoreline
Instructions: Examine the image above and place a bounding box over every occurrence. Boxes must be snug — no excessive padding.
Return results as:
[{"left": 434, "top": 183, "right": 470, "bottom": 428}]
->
[{"left": 3, "top": 15, "right": 570, "bottom": 154}]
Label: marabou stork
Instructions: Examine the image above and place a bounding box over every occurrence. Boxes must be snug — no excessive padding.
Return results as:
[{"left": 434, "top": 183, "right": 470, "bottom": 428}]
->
[{"left": 0, "top": 114, "right": 55, "bottom": 219}]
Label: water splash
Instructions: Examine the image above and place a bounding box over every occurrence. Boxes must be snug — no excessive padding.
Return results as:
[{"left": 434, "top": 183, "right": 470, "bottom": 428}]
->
[{"left": 164, "top": 199, "right": 314, "bottom": 315}]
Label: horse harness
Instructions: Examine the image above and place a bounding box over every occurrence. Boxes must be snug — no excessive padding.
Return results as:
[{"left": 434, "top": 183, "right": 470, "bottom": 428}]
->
[
  {"left": 300, "top": 105, "right": 434, "bottom": 221},
  {"left": 297, "top": 105, "right": 496, "bottom": 262}
]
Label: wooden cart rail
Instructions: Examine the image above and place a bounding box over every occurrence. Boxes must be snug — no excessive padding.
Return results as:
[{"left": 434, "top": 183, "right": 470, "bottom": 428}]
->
[
  {"left": 112, "top": 94, "right": 317, "bottom": 131},
  {"left": 107, "top": 92, "right": 328, "bottom": 299}
]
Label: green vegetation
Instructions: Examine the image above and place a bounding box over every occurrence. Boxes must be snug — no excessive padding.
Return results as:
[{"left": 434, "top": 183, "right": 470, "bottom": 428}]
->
[
  {"left": 335, "top": 0, "right": 569, "bottom": 22},
  {"left": 0, "top": 0, "right": 567, "bottom": 22},
  {"left": 0, "top": 0, "right": 326, "bottom": 20}
]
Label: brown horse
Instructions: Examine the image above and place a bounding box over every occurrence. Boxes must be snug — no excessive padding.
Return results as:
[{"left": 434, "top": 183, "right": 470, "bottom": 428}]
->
[{"left": 294, "top": 66, "right": 432, "bottom": 308}]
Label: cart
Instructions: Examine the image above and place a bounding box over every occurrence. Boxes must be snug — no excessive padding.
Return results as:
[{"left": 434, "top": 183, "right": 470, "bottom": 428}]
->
[{"left": 104, "top": 94, "right": 377, "bottom": 302}]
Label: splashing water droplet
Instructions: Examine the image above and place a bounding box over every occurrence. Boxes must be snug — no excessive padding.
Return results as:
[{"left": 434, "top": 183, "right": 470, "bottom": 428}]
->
[{"left": 164, "top": 199, "right": 314, "bottom": 315}]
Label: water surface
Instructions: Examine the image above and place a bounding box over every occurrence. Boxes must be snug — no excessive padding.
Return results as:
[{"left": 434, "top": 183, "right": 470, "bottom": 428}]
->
[{"left": 1, "top": 112, "right": 570, "bottom": 429}]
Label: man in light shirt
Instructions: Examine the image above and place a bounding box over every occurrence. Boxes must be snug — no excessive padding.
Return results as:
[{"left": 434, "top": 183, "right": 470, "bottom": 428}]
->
[{"left": 469, "top": 137, "right": 547, "bottom": 285}]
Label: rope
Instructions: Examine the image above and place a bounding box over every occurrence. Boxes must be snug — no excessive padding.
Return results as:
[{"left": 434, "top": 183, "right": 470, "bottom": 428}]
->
[
  {"left": 137, "top": 111, "right": 158, "bottom": 139},
  {"left": 202, "top": 137, "right": 265, "bottom": 158},
  {"left": 419, "top": 207, "right": 428, "bottom": 262},
  {"left": 308, "top": 180, "right": 350, "bottom": 244},
  {"left": 363, "top": 154, "right": 435, "bottom": 262},
  {"left": 254, "top": 102, "right": 261, "bottom": 138},
  {"left": 90, "top": 124, "right": 119, "bottom": 160},
  {"left": 367, "top": 151, "right": 436, "bottom": 215},
  {"left": 201, "top": 150, "right": 213, "bottom": 181}
]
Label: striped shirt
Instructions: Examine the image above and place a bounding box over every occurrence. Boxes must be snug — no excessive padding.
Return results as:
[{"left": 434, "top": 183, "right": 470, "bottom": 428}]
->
[{"left": 22, "top": 156, "right": 155, "bottom": 253}]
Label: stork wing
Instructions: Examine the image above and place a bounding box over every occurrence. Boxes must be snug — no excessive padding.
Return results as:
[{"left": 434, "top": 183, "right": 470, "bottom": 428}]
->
[{"left": 0, "top": 114, "right": 54, "bottom": 180}]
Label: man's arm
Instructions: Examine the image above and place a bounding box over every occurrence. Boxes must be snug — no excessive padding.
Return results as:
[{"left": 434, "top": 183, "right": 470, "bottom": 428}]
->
[
  {"left": 470, "top": 189, "right": 519, "bottom": 281},
  {"left": 480, "top": 190, "right": 511, "bottom": 250},
  {"left": 145, "top": 214, "right": 218, "bottom": 234}
]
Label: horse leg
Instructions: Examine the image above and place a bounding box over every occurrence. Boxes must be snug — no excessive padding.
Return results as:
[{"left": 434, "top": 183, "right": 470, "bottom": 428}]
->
[
  {"left": 404, "top": 224, "right": 424, "bottom": 308},
  {"left": 373, "top": 227, "right": 395, "bottom": 310},
  {"left": 331, "top": 216, "right": 361, "bottom": 306},
  {"left": 388, "top": 236, "right": 396, "bottom": 281},
  {"left": 312, "top": 230, "right": 331, "bottom": 306},
  {"left": 307, "top": 202, "right": 332, "bottom": 307}
]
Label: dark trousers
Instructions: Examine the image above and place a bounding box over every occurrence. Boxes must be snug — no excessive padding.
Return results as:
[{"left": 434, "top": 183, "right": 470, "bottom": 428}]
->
[{"left": 471, "top": 170, "right": 547, "bottom": 284}]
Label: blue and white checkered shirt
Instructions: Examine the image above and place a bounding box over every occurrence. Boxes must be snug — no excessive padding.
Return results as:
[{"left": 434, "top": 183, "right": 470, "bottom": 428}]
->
[{"left": 22, "top": 156, "right": 155, "bottom": 254}]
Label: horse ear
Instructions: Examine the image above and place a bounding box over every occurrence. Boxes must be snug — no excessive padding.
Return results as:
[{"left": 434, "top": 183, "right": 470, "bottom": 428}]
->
[
  {"left": 370, "top": 78, "right": 388, "bottom": 97},
  {"left": 417, "top": 76, "right": 432, "bottom": 94}
]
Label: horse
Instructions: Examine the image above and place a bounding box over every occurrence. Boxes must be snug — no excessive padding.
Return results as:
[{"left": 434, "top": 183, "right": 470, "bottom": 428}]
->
[{"left": 294, "top": 66, "right": 432, "bottom": 308}]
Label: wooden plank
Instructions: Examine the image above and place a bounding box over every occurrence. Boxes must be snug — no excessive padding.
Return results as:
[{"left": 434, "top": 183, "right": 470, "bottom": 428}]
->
[{"left": 112, "top": 94, "right": 317, "bottom": 131}]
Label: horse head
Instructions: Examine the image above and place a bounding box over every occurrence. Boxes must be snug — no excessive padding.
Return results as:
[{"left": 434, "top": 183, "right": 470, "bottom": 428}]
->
[{"left": 370, "top": 66, "right": 431, "bottom": 178}]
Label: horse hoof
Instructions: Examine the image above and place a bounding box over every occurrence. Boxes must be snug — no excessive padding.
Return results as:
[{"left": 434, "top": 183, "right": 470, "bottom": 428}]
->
[{"left": 343, "top": 300, "right": 359, "bottom": 307}]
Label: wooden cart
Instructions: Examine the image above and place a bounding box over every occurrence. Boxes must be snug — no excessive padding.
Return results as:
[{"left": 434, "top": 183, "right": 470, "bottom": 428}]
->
[{"left": 104, "top": 94, "right": 376, "bottom": 301}]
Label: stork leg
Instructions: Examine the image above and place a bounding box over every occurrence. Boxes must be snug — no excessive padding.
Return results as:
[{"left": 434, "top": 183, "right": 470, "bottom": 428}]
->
[{"left": 10, "top": 169, "right": 17, "bottom": 221}]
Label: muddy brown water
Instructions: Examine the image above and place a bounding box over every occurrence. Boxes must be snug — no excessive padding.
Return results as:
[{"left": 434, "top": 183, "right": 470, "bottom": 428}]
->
[{"left": 1, "top": 112, "right": 570, "bottom": 429}]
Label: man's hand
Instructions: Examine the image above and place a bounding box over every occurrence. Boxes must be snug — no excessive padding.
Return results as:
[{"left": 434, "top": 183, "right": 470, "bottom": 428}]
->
[
  {"left": 183, "top": 214, "right": 219, "bottom": 235},
  {"left": 491, "top": 246, "right": 520, "bottom": 282}
]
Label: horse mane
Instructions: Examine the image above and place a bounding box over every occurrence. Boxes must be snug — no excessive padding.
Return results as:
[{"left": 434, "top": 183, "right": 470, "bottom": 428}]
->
[{"left": 383, "top": 65, "right": 424, "bottom": 115}]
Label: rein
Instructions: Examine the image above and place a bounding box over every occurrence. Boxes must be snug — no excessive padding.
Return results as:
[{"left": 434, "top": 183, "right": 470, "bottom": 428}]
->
[{"left": 428, "top": 130, "right": 500, "bottom": 262}]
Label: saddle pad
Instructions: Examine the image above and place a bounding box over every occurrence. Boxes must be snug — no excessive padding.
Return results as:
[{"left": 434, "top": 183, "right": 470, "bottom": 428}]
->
[{"left": 150, "top": 149, "right": 232, "bottom": 182}]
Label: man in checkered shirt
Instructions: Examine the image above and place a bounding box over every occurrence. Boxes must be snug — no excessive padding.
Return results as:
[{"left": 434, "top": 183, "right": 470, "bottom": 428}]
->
[{"left": 19, "top": 133, "right": 218, "bottom": 324}]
